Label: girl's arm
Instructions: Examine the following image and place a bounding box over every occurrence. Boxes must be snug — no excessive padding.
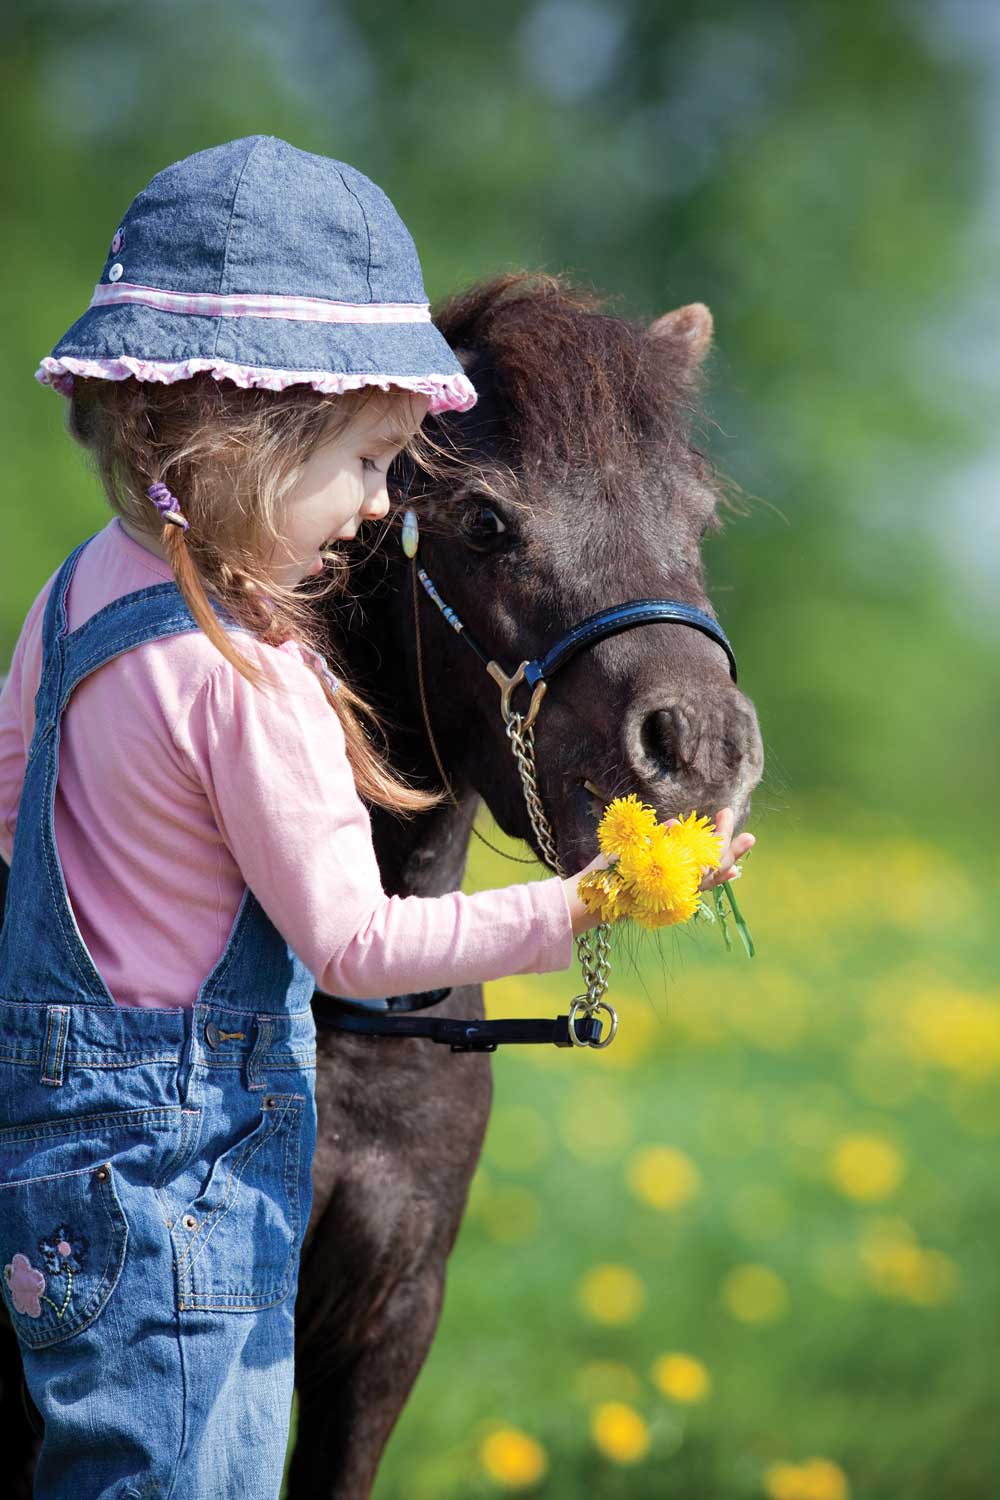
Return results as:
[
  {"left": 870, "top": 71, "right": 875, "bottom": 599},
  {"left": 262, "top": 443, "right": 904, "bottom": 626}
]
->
[{"left": 177, "top": 645, "right": 584, "bottom": 1000}]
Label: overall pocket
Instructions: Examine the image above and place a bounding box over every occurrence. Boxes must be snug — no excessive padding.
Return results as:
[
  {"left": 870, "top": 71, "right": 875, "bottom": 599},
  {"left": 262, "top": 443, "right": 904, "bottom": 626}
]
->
[
  {"left": 0, "top": 1160, "right": 128, "bottom": 1350},
  {"left": 176, "top": 1093, "right": 306, "bottom": 1313}
]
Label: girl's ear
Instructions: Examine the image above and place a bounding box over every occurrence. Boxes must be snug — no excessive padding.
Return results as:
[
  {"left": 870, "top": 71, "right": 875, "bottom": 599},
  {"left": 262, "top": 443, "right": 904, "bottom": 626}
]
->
[{"left": 648, "top": 302, "right": 714, "bottom": 372}]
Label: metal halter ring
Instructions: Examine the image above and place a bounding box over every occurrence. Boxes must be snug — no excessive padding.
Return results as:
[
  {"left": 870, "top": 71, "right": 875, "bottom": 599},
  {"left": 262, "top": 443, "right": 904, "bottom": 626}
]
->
[{"left": 568, "top": 998, "right": 618, "bottom": 1049}]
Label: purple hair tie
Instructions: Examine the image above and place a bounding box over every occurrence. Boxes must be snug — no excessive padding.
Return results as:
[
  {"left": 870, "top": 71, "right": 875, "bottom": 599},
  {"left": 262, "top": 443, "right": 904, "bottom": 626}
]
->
[{"left": 147, "top": 482, "right": 190, "bottom": 533}]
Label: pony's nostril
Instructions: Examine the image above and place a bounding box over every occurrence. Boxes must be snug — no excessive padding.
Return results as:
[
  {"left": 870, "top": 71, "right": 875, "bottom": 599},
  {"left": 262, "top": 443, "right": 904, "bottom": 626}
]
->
[{"left": 638, "top": 707, "right": 682, "bottom": 777}]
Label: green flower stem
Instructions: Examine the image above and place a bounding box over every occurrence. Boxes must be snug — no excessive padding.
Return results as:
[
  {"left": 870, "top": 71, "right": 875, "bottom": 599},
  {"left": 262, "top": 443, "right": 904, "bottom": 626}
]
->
[
  {"left": 711, "top": 886, "right": 733, "bottom": 951},
  {"left": 722, "top": 879, "right": 755, "bottom": 958}
]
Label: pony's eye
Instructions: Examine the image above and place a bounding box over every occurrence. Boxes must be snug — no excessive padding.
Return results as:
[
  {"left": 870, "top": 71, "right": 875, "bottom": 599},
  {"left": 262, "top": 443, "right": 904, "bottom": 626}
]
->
[{"left": 462, "top": 503, "right": 509, "bottom": 551}]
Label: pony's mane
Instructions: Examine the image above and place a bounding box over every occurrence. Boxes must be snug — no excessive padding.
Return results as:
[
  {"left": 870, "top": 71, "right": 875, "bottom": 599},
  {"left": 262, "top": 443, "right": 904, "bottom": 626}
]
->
[{"left": 432, "top": 272, "right": 708, "bottom": 475}]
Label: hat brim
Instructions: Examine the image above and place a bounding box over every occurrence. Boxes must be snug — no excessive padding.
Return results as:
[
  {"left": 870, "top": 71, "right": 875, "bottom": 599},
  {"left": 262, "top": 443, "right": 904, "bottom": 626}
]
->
[{"left": 37, "top": 301, "right": 476, "bottom": 415}]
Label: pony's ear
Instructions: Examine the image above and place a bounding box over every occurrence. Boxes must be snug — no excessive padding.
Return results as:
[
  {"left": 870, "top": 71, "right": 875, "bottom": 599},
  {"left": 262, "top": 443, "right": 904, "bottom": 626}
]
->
[{"left": 648, "top": 302, "right": 713, "bottom": 372}]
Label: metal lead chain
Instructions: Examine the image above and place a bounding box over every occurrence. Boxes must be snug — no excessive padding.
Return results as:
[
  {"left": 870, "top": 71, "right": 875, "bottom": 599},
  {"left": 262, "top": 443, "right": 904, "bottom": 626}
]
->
[{"left": 504, "top": 711, "right": 617, "bottom": 1048}]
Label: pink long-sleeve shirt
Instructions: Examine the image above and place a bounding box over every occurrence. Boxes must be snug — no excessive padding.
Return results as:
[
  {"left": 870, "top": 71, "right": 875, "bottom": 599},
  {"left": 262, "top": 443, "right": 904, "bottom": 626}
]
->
[{"left": 0, "top": 517, "right": 574, "bottom": 1008}]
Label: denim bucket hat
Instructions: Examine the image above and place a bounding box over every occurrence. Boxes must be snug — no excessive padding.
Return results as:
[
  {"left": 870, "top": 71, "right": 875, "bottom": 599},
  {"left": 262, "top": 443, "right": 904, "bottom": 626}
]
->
[{"left": 35, "top": 134, "right": 477, "bottom": 415}]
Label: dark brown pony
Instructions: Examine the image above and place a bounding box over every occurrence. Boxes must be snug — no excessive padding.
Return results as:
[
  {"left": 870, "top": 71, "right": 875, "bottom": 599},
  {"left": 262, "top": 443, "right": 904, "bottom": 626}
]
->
[{"left": 0, "top": 274, "right": 763, "bottom": 1499}]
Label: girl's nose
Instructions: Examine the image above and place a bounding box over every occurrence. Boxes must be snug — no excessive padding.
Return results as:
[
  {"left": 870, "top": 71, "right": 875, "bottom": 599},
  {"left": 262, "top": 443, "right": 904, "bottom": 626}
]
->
[{"left": 362, "top": 486, "right": 391, "bottom": 520}]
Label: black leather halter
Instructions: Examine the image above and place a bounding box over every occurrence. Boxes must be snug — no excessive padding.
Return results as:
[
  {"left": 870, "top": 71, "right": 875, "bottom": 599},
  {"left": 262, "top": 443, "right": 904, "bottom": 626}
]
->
[
  {"left": 314, "top": 565, "right": 739, "bottom": 1051},
  {"left": 414, "top": 573, "right": 738, "bottom": 690}
]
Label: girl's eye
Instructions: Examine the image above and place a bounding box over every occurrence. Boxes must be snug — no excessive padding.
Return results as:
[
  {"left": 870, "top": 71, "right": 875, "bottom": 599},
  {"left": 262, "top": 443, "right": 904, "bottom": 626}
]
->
[{"left": 361, "top": 458, "right": 381, "bottom": 473}]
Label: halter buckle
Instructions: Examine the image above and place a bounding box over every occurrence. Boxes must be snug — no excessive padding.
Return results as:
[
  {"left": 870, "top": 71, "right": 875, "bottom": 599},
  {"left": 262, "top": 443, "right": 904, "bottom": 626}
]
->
[{"left": 486, "top": 660, "right": 548, "bottom": 730}]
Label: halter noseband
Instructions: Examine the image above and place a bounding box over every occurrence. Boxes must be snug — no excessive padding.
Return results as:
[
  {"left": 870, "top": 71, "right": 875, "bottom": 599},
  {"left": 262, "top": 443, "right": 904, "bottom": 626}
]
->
[{"left": 415, "top": 565, "right": 738, "bottom": 729}]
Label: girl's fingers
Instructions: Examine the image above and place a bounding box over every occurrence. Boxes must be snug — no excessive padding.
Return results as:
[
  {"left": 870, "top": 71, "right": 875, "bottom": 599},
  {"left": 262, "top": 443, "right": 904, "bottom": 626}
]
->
[{"left": 700, "top": 817, "right": 755, "bottom": 891}]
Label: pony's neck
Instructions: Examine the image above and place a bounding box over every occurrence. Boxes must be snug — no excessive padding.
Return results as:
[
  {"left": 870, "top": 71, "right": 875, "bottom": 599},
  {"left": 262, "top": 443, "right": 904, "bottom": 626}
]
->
[{"left": 329, "top": 553, "right": 479, "bottom": 899}]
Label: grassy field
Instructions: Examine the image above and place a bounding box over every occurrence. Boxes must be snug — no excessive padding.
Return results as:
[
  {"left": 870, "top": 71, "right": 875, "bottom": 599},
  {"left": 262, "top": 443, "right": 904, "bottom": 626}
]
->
[{"left": 276, "top": 810, "right": 999, "bottom": 1500}]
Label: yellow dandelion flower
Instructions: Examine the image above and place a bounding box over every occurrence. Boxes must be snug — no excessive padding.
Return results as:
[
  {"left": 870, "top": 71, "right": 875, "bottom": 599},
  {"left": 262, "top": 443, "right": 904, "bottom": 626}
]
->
[
  {"left": 764, "top": 1457, "right": 850, "bottom": 1500},
  {"left": 651, "top": 1352, "right": 711, "bottom": 1403},
  {"left": 626, "top": 1145, "right": 701, "bottom": 1210},
  {"left": 479, "top": 1426, "right": 548, "bottom": 1489},
  {"left": 597, "top": 794, "right": 658, "bottom": 857},
  {"left": 830, "top": 1135, "right": 904, "bottom": 1202},
  {"left": 619, "top": 827, "right": 701, "bottom": 927},
  {"left": 720, "top": 1263, "right": 789, "bottom": 1323},
  {"left": 667, "top": 811, "right": 724, "bottom": 871},
  {"left": 578, "top": 868, "right": 636, "bottom": 924},
  {"left": 577, "top": 1264, "right": 647, "bottom": 1325},
  {"left": 589, "top": 1401, "right": 651, "bottom": 1464}
]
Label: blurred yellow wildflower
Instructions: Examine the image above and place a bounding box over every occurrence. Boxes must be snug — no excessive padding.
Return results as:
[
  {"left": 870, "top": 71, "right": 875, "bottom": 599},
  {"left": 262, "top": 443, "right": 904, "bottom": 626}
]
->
[
  {"left": 764, "top": 1456, "right": 850, "bottom": 1500},
  {"left": 651, "top": 1352, "right": 711, "bottom": 1403},
  {"left": 574, "top": 1360, "right": 641, "bottom": 1403},
  {"left": 479, "top": 1184, "right": 543, "bottom": 1245},
  {"left": 589, "top": 1401, "right": 651, "bottom": 1464},
  {"left": 577, "top": 1264, "right": 647, "bottom": 1325},
  {"left": 830, "top": 1135, "right": 904, "bottom": 1202},
  {"left": 860, "top": 1218, "right": 958, "bottom": 1305},
  {"left": 721, "top": 1263, "right": 789, "bottom": 1323},
  {"left": 559, "top": 1081, "right": 634, "bottom": 1158},
  {"left": 479, "top": 1426, "right": 548, "bottom": 1489},
  {"left": 626, "top": 1145, "right": 702, "bottom": 1210},
  {"left": 597, "top": 793, "right": 659, "bottom": 856},
  {"left": 904, "top": 987, "right": 1000, "bottom": 1079}
]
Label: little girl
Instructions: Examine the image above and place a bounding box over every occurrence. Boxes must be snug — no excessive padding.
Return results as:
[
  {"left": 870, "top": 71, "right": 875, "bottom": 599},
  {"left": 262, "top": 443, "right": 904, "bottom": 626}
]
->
[{"left": 0, "top": 136, "right": 752, "bottom": 1499}]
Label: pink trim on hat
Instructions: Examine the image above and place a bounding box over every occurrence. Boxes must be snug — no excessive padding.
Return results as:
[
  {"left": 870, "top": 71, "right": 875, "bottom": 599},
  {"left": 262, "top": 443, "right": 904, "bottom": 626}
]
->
[
  {"left": 89, "top": 281, "right": 432, "bottom": 324},
  {"left": 34, "top": 355, "right": 477, "bottom": 414}
]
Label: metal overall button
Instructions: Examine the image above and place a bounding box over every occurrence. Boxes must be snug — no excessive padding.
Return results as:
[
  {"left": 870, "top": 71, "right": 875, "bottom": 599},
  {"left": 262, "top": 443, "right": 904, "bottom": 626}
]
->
[
  {"left": 182, "top": 1214, "right": 198, "bottom": 1232},
  {"left": 204, "top": 1021, "right": 245, "bottom": 1049}
]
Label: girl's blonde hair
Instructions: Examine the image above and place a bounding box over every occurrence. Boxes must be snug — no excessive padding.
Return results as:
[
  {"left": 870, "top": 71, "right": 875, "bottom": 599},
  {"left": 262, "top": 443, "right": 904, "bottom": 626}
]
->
[{"left": 66, "top": 373, "right": 447, "bottom": 815}]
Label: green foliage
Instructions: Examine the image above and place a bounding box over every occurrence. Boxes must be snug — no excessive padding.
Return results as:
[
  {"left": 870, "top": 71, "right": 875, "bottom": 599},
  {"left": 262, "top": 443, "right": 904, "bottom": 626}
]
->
[
  {"left": 3, "top": 2, "right": 996, "bottom": 846},
  {"left": 340, "top": 816, "right": 999, "bottom": 1500}
]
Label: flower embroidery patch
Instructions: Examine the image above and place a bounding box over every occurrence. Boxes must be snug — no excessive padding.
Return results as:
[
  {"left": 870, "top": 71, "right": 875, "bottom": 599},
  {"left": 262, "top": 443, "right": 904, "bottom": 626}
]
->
[
  {"left": 4, "top": 1253, "right": 46, "bottom": 1318},
  {"left": 38, "top": 1223, "right": 89, "bottom": 1276},
  {"left": 3, "top": 1224, "right": 89, "bottom": 1321}
]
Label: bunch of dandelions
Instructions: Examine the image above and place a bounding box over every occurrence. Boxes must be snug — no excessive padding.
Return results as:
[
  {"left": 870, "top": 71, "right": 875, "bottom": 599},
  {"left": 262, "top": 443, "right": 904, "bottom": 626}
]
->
[{"left": 577, "top": 794, "right": 755, "bottom": 955}]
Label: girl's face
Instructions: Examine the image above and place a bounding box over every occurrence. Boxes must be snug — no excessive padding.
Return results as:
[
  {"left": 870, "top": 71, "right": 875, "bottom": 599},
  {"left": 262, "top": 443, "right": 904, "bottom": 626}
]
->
[{"left": 269, "top": 394, "right": 429, "bottom": 587}]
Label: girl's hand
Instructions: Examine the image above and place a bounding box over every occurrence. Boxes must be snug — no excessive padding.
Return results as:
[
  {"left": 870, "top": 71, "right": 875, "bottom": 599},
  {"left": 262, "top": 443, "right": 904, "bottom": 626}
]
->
[
  {"left": 562, "top": 851, "right": 612, "bottom": 937},
  {"left": 663, "top": 806, "right": 755, "bottom": 891}
]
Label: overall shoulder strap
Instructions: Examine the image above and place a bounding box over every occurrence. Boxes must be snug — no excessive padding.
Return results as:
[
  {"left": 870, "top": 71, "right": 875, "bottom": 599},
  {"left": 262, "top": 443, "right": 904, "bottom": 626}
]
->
[{"left": 34, "top": 535, "right": 243, "bottom": 730}]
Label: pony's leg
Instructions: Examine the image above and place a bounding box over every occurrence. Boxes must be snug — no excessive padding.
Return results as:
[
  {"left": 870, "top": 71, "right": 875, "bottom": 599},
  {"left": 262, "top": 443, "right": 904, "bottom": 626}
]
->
[
  {"left": 288, "top": 1254, "right": 448, "bottom": 1500},
  {"left": 0, "top": 1314, "right": 42, "bottom": 1499}
]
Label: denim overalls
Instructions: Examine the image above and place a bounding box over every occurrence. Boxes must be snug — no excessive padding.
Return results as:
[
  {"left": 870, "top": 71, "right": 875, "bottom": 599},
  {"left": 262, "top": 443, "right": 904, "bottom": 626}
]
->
[{"left": 0, "top": 536, "right": 318, "bottom": 1500}]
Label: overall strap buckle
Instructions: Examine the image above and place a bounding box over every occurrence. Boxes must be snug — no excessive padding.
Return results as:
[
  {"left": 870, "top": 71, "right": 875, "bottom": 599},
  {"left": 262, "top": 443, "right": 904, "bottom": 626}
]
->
[{"left": 39, "top": 1005, "right": 70, "bottom": 1087}]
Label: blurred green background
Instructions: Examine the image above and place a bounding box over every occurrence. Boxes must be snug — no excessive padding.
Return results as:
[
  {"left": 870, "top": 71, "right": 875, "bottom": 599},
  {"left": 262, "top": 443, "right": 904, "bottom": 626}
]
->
[{"left": 3, "top": 4, "right": 998, "bottom": 1498}]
